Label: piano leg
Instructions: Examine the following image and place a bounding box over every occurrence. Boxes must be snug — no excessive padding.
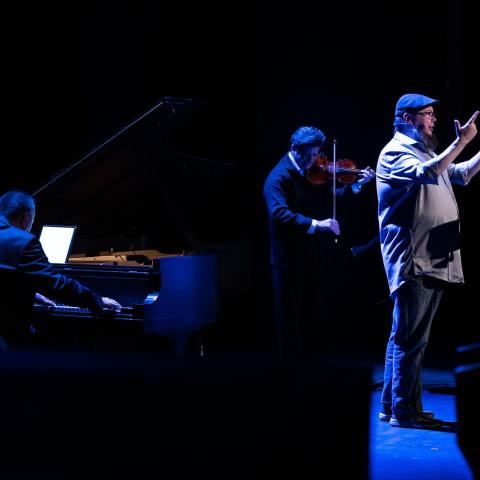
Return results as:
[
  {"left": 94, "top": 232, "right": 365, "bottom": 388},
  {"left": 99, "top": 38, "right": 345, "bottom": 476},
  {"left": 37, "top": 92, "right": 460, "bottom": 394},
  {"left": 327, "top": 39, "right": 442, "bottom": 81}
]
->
[
  {"left": 166, "top": 329, "right": 187, "bottom": 357},
  {"left": 164, "top": 328, "right": 203, "bottom": 357}
]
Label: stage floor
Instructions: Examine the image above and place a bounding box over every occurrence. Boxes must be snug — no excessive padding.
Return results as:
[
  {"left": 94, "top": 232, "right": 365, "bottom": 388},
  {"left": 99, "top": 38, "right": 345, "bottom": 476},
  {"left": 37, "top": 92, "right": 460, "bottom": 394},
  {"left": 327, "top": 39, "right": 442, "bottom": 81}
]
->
[{"left": 369, "top": 365, "right": 473, "bottom": 479}]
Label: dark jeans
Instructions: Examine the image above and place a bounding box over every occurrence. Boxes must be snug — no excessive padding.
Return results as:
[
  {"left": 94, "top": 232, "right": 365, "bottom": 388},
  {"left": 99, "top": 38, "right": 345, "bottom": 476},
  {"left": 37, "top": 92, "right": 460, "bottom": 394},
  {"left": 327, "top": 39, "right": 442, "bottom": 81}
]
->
[{"left": 381, "top": 276, "right": 444, "bottom": 418}]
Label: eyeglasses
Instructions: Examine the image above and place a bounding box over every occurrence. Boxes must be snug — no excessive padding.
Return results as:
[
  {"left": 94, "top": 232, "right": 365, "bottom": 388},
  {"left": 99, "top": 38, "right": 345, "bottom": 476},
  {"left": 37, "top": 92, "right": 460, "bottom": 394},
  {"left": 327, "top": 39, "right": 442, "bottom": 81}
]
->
[{"left": 416, "top": 111, "right": 437, "bottom": 119}]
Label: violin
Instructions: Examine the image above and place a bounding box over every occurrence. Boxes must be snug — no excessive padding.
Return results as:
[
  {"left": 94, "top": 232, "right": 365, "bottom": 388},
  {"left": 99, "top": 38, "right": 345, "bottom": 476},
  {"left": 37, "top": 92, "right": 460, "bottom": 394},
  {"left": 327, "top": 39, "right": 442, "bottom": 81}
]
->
[{"left": 306, "top": 155, "right": 363, "bottom": 185}]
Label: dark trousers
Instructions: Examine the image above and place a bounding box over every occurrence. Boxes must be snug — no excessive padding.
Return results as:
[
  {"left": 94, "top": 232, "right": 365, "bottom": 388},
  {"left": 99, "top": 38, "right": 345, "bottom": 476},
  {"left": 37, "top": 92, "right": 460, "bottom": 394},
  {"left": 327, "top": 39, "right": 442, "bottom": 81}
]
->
[
  {"left": 381, "top": 276, "right": 444, "bottom": 417},
  {"left": 272, "top": 266, "right": 349, "bottom": 359},
  {"left": 272, "top": 266, "right": 303, "bottom": 358}
]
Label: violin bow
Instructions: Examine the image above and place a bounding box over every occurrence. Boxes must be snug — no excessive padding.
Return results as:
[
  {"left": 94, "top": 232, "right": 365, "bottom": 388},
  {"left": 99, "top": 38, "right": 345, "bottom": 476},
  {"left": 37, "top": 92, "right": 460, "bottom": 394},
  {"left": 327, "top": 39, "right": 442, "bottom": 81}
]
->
[{"left": 332, "top": 139, "right": 338, "bottom": 243}]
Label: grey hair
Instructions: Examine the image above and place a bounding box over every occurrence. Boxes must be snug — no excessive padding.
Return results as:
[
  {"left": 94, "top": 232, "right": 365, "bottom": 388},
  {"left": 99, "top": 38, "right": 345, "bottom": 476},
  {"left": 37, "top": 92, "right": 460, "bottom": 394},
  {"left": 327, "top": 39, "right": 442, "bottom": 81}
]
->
[{"left": 0, "top": 190, "right": 36, "bottom": 221}]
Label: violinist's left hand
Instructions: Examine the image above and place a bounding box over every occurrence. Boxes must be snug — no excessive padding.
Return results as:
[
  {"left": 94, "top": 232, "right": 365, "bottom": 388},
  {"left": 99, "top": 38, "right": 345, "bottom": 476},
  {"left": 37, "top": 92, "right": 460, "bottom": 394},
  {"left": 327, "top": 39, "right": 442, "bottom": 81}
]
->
[{"left": 357, "top": 166, "right": 376, "bottom": 186}]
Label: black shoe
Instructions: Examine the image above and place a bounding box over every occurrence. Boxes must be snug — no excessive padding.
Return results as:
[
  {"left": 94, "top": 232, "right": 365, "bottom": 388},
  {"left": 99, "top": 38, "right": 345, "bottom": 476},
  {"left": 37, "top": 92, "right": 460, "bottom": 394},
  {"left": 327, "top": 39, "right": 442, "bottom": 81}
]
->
[
  {"left": 390, "top": 414, "right": 443, "bottom": 429},
  {"left": 417, "top": 410, "right": 435, "bottom": 419},
  {"left": 379, "top": 410, "right": 434, "bottom": 422}
]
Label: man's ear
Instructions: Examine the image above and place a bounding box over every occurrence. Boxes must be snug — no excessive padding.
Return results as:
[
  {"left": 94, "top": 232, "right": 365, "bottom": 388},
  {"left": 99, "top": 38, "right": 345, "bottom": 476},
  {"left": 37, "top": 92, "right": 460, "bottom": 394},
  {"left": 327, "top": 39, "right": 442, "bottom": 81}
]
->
[
  {"left": 20, "top": 211, "right": 34, "bottom": 232},
  {"left": 402, "top": 112, "right": 413, "bottom": 124},
  {"left": 19, "top": 212, "right": 29, "bottom": 230}
]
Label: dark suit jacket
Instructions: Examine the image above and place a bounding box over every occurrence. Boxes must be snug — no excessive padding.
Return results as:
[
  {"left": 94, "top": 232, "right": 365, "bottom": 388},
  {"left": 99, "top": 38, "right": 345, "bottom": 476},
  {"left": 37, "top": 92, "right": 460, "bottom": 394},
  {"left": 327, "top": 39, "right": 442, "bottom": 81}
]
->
[
  {"left": 263, "top": 155, "right": 354, "bottom": 271},
  {"left": 0, "top": 215, "right": 103, "bottom": 346}
]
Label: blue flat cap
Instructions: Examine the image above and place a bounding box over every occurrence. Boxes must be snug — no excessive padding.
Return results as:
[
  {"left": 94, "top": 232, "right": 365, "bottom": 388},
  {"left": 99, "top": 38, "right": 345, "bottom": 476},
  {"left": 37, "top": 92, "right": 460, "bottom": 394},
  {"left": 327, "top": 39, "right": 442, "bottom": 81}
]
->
[{"left": 395, "top": 93, "right": 439, "bottom": 117}]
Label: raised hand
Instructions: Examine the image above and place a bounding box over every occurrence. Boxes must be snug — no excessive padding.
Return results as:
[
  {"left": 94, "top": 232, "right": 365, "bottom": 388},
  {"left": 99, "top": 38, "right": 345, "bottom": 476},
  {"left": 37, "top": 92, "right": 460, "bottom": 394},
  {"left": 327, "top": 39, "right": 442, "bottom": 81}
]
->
[{"left": 454, "top": 110, "right": 479, "bottom": 144}]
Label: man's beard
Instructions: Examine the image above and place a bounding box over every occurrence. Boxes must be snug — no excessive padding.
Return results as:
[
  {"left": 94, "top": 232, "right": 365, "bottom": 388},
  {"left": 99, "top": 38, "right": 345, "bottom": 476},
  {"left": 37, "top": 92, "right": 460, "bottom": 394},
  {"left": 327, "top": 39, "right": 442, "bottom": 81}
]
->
[
  {"left": 397, "top": 124, "right": 439, "bottom": 151},
  {"left": 420, "top": 130, "right": 439, "bottom": 151}
]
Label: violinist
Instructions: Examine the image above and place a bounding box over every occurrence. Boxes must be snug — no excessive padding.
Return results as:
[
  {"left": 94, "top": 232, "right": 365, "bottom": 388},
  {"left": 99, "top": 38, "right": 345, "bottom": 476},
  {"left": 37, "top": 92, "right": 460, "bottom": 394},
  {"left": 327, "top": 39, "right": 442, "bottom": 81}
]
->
[{"left": 263, "top": 126, "right": 375, "bottom": 359}]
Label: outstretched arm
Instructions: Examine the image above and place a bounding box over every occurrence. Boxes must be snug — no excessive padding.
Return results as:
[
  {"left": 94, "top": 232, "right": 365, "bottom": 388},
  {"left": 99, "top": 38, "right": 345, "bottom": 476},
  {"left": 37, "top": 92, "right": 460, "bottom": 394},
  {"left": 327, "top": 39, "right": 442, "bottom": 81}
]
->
[
  {"left": 461, "top": 150, "right": 480, "bottom": 180},
  {"left": 434, "top": 111, "right": 479, "bottom": 176}
]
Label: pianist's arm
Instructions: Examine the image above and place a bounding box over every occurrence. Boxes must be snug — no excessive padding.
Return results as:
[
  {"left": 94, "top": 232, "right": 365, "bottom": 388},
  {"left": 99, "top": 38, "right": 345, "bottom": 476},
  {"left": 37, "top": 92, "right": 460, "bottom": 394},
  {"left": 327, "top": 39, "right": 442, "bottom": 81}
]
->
[{"left": 20, "top": 238, "right": 119, "bottom": 313}]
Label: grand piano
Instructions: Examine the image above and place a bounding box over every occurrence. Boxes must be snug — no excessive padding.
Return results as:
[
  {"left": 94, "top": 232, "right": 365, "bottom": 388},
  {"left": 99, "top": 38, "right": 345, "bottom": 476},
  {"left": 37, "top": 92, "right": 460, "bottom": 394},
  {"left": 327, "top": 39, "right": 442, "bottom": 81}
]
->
[{"left": 32, "top": 97, "right": 222, "bottom": 355}]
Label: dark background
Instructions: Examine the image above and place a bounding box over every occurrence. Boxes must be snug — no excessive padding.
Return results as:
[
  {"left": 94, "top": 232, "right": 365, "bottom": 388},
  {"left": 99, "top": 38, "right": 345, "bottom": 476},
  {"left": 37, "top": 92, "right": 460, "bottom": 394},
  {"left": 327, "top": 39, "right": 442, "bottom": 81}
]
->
[{"left": 2, "top": 2, "right": 478, "bottom": 360}]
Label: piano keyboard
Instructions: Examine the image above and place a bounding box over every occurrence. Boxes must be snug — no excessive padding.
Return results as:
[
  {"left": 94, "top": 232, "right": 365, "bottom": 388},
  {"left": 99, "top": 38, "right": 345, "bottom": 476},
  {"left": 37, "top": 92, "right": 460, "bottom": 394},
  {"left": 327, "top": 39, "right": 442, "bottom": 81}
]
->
[
  {"left": 34, "top": 304, "right": 89, "bottom": 313},
  {"left": 33, "top": 303, "right": 137, "bottom": 321},
  {"left": 35, "top": 304, "right": 133, "bottom": 313}
]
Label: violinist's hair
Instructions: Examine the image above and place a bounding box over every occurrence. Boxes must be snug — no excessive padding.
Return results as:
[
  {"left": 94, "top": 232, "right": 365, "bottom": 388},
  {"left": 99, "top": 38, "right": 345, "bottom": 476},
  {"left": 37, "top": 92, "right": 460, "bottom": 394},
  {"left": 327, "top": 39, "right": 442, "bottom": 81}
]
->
[
  {"left": 290, "top": 126, "right": 326, "bottom": 152},
  {"left": 0, "top": 190, "right": 35, "bottom": 221}
]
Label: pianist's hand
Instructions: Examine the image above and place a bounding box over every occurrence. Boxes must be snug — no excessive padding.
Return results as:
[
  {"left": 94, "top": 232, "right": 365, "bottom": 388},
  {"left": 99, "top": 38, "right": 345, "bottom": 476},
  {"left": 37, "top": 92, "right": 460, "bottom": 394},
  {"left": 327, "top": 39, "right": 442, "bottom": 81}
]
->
[
  {"left": 35, "top": 293, "right": 56, "bottom": 307},
  {"left": 101, "top": 297, "right": 122, "bottom": 312}
]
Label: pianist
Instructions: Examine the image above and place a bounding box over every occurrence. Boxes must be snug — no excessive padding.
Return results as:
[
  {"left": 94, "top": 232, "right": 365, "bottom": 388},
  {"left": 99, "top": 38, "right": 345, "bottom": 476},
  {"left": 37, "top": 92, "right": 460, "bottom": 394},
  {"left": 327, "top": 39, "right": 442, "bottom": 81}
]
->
[{"left": 0, "top": 190, "right": 122, "bottom": 350}]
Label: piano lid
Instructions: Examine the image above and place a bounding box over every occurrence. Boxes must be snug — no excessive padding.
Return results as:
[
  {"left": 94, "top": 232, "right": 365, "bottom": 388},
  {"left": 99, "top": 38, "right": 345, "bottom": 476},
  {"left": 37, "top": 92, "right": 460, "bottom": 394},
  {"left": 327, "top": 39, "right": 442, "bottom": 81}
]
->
[{"left": 32, "top": 96, "right": 238, "bottom": 255}]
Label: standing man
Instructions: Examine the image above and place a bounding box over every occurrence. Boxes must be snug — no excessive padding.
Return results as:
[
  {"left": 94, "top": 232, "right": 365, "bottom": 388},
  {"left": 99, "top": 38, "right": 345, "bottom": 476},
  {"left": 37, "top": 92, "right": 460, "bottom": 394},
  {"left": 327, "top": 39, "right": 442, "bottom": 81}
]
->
[
  {"left": 376, "top": 93, "right": 479, "bottom": 428},
  {"left": 264, "top": 126, "right": 375, "bottom": 359}
]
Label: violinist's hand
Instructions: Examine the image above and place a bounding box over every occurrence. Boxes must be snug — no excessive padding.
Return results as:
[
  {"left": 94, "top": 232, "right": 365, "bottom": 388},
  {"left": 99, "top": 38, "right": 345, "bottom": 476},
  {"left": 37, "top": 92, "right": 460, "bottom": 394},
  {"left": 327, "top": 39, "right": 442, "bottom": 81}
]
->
[
  {"left": 35, "top": 293, "right": 56, "bottom": 307},
  {"left": 357, "top": 166, "right": 376, "bottom": 186},
  {"left": 315, "top": 218, "right": 340, "bottom": 236},
  {"left": 102, "top": 297, "right": 122, "bottom": 313}
]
